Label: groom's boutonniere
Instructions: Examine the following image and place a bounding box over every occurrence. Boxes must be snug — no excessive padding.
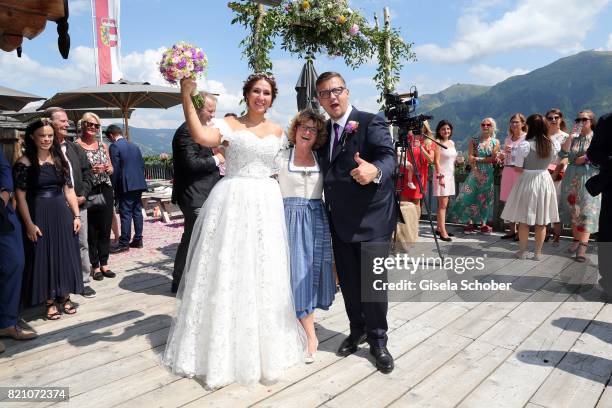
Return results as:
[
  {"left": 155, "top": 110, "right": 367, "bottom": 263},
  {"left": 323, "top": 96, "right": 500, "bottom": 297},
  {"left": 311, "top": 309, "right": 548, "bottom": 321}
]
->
[
  {"left": 341, "top": 121, "right": 359, "bottom": 146},
  {"left": 345, "top": 121, "right": 359, "bottom": 134}
]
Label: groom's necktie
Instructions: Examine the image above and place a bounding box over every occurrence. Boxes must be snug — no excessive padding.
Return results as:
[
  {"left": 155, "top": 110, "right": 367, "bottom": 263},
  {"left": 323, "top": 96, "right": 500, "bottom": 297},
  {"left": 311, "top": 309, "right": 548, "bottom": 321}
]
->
[{"left": 332, "top": 123, "right": 341, "bottom": 158}]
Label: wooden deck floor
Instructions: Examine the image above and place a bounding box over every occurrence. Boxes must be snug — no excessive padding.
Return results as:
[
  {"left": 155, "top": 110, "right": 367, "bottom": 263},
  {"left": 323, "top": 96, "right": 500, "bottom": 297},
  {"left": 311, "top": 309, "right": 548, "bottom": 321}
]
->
[{"left": 1, "top": 223, "right": 611, "bottom": 408}]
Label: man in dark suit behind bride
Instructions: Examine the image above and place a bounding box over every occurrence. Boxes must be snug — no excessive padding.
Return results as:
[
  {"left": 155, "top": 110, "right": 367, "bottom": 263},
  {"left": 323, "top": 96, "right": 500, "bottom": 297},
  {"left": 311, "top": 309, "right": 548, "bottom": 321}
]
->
[
  {"left": 316, "top": 71, "right": 397, "bottom": 374},
  {"left": 171, "top": 92, "right": 223, "bottom": 293}
]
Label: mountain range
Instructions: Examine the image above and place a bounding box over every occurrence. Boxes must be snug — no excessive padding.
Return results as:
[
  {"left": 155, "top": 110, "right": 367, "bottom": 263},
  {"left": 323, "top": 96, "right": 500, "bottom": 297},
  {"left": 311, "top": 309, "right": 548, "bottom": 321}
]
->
[
  {"left": 128, "top": 50, "right": 612, "bottom": 156},
  {"left": 419, "top": 50, "right": 612, "bottom": 149}
]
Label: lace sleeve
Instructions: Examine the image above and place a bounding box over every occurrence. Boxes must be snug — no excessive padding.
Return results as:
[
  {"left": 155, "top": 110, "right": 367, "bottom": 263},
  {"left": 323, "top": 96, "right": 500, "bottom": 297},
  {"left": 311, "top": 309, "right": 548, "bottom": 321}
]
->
[
  {"left": 12, "top": 162, "right": 29, "bottom": 191},
  {"left": 210, "top": 118, "right": 234, "bottom": 143}
]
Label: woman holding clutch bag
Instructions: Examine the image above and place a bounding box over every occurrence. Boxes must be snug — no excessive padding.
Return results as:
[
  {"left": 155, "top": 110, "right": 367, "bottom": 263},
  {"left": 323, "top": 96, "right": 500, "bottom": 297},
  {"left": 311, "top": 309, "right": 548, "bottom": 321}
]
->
[{"left": 76, "top": 113, "right": 115, "bottom": 280}]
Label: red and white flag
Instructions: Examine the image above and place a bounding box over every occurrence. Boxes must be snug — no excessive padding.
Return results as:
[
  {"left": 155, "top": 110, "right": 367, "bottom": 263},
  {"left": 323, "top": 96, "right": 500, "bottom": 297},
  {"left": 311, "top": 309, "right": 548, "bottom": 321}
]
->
[{"left": 94, "top": 0, "right": 123, "bottom": 84}]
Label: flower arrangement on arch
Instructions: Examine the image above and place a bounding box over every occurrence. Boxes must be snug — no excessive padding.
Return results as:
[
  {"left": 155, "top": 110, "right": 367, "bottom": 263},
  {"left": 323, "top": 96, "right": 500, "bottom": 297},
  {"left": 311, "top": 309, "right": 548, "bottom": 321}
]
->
[{"left": 278, "top": 0, "right": 372, "bottom": 68}]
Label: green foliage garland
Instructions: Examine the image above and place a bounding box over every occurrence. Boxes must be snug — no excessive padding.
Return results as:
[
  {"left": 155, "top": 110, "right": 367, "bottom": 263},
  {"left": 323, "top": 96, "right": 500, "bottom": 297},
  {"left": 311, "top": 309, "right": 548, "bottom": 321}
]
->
[{"left": 228, "top": 0, "right": 415, "bottom": 94}]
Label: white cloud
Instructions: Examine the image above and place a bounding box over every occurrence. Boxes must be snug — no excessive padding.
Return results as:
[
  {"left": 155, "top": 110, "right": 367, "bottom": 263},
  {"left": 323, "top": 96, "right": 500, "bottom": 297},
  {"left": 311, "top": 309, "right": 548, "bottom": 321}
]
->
[
  {"left": 415, "top": 0, "right": 611, "bottom": 63},
  {"left": 469, "top": 64, "right": 528, "bottom": 85},
  {"left": 607, "top": 33, "right": 612, "bottom": 50},
  {"left": 69, "top": 0, "right": 90, "bottom": 16},
  {"left": 0, "top": 46, "right": 95, "bottom": 90}
]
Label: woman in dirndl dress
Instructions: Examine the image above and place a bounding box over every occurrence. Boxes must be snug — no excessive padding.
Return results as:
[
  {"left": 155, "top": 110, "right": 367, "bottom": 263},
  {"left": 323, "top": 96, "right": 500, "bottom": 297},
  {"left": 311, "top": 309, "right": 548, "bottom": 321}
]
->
[{"left": 278, "top": 109, "right": 335, "bottom": 364}]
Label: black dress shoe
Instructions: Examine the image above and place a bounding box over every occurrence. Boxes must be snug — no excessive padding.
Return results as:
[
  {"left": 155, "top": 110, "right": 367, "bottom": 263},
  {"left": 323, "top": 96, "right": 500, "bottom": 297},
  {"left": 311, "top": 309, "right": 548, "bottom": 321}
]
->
[
  {"left": 110, "top": 245, "right": 129, "bottom": 254},
  {"left": 501, "top": 232, "right": 517, "bottom": 240},
  {"left": 435, "top": 230, "right": 454, "bottom": 237},
  {"left": 101, "top": 269, "right": 116, "bottom": 278},
  {"left": 337, "top": 333, "right": 367, "bottom": 357},
  {"left": 82, "top": 286, "right": 96, "bottom": 298},
  {"left": 91, "top": 271, "right": 104, "bottom": 281},
  {"left": 129, "top": 239, "right": 143, "bottom": 248},
  {"left": 439, "top": 236, "right": 452, "bottom": 242},
  {"left": 370, "top": 346, "right": 394, "bottom": 374}
]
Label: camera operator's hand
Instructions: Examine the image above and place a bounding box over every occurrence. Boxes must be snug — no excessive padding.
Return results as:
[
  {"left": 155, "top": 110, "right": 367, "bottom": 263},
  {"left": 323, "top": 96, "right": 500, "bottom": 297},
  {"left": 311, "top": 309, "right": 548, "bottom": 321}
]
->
[{"left": 350, "top": 152, "right": 378, "bottom": 185}]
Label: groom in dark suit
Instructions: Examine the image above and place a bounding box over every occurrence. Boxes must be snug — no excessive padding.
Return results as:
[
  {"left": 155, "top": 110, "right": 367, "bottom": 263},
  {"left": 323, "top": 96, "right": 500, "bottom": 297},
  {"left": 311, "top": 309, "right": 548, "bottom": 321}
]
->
[{"left": 316, "top": 72, "right": 397, "bottom": 373}]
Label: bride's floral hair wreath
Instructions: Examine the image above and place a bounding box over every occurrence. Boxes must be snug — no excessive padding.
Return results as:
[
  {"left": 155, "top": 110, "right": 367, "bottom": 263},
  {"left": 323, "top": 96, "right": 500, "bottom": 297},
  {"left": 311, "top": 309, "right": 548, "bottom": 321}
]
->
[{"left": 243, "top": 73, "right": 279, "bottom": 106}]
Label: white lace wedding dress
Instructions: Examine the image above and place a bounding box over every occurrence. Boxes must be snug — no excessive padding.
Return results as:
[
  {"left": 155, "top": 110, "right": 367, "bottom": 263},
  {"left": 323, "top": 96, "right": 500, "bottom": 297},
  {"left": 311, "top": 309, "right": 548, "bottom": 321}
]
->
[{"left": 162, "top": 118, "right": 305, "bottom": 388}]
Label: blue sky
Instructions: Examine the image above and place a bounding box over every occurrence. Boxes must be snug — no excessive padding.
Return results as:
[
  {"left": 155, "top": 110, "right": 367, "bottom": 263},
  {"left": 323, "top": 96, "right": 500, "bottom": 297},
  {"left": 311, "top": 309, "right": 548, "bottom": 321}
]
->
[{"left": 1, "top": 0, "right": 611, "bottom": 129}]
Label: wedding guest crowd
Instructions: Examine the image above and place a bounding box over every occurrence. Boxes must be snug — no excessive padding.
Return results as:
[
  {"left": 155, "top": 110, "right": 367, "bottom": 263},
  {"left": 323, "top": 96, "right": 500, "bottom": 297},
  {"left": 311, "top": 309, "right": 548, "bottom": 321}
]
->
[
  {"left": 0, "top": 107, "right": 153, "bottom": 333},
  {"left": 1, "top": 82, "right": 609, "bottom": 366}
]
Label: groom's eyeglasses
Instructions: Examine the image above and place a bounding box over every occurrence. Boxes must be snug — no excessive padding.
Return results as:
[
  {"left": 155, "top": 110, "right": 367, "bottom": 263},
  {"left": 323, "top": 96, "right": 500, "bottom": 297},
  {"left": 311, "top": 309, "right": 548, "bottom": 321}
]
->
[{"left": 317, "top": 86, "right": 345, "bottom": 99}]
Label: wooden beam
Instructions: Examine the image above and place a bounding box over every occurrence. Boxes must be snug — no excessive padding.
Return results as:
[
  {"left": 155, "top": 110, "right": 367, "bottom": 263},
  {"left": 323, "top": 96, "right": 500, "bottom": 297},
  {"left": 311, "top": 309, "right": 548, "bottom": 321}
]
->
[
  {"left": 0, "top": 8, "right": 48, "bottom": 39},
  {"left": 0, "top": 33, "right": 23, "bottom": 52},
  {"left": 0, "top": 0, "right": 66, "bottom": 21}
]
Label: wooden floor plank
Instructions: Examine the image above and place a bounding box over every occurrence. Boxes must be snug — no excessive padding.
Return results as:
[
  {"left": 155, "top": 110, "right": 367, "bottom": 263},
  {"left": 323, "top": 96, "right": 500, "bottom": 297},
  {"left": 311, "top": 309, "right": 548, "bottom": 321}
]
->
[
  {"left": 458, "top": 301, "right": 604, "bottom": 408},
  {"left": 528, "top": 304, "right": 612, "bottom": 408}
]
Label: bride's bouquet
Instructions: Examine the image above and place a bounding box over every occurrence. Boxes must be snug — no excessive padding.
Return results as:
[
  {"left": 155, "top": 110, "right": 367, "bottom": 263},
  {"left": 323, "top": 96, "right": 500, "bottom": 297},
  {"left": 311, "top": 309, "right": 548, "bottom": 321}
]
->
[{"left": 159, "top": 42, "right": 208, "bottom": 109}]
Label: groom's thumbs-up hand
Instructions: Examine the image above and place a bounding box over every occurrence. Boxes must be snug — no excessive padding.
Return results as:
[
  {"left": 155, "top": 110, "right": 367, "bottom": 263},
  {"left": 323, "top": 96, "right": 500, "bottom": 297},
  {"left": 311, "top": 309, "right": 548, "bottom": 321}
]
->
[{"left": 350, "top": 152, "right": 378, "bottom": 185}]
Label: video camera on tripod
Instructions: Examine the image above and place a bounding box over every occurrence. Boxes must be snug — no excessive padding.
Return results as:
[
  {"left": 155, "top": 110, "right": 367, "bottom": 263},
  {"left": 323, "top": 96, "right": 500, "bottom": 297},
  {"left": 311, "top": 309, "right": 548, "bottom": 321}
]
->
[
  {"left": 383, "top": 87, "right": 433, "bottom": 147},
  {"left": 384, "top": 86, "right": 445, "bottom": 260}
]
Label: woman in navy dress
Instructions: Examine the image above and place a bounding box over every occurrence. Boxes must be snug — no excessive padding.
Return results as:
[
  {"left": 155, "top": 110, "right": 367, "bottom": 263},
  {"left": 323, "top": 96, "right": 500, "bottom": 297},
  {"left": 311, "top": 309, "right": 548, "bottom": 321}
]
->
[{"left": 13, "top": 119, "right": 83, "bottom": 320}]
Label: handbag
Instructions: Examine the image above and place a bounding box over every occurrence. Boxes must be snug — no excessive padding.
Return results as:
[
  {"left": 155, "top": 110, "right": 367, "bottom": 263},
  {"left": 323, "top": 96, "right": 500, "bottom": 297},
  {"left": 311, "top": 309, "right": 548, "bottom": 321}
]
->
[
  {"left": 86, "top": 190, "right": 107, "bottom": 210},
  {"left": 86, "top": 140, "right": 108, "bottom": 210},
  {"left": 585, "top": 171, "right": 611, "bottom": 197},
  {"left": 547, "top": 163, "right": 564, "bottom": 181}
]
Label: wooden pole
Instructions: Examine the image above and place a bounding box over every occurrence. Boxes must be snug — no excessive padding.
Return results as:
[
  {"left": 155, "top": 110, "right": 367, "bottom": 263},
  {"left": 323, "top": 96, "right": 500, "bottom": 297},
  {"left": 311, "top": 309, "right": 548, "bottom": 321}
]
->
[
  {"left": 254, "top": 3, "right": 265, "bottom": 72},
  {"left": 384, "top": 7, "right": 392, "bottom": 91}
]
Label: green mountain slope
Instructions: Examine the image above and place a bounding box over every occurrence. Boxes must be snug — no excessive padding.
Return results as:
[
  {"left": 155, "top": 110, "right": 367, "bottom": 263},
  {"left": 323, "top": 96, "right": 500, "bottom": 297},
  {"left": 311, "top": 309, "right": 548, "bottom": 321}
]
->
[{"left": 424, "top": 51, "right": 612, "bottom": 148}]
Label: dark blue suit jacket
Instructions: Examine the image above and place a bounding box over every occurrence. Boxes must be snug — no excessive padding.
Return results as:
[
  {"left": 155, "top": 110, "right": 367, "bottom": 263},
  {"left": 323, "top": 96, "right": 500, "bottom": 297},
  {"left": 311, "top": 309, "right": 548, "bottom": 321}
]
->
[
  {"left": 1, "top": 151, "right": 15, "bottom": 233},
  {"left": 318, "top": 107, "right": 397, "bottom": 242},
  {"left": 109, "top": 138, "right": 148, "bottom": 195}
]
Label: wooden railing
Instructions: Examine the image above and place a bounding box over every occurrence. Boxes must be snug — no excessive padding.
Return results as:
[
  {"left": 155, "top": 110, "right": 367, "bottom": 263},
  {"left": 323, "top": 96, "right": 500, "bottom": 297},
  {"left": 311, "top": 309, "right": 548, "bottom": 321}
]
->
[{"left": 144, "top": 163, "right": 173, "bottom": 181}]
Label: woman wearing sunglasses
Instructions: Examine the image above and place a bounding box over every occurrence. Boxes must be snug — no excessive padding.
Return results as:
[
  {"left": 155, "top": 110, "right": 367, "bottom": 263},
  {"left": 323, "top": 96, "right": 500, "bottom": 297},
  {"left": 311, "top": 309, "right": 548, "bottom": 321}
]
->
[
  {"left": 558, "top": 110, "right": 601, "bottom": 262},
  {"left": 546, "top": 108, "right": 569, "bottom": 244},
  {"left": 76, "top": 113, "right": 116, "bottom": 280},
  {"left": 450, "top": 117, "right": 500, "bottom": 234}
]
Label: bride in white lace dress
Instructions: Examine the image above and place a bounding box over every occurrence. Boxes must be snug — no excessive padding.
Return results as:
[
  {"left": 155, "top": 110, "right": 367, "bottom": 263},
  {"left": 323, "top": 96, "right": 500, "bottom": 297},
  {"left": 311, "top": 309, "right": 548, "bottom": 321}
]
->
[{"left": 162, "top": 75, "right": 305, "bottom": 388}]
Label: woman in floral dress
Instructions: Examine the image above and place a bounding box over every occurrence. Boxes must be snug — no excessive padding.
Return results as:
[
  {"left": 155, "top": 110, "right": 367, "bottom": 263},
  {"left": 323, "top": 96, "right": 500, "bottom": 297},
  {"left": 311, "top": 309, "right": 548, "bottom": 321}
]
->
[
  {"left": 449, "top": 117, "right": 500, "bottom": 234},
  {"left": 558, "top": 109, "right": 601, "bottom": 262}
]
